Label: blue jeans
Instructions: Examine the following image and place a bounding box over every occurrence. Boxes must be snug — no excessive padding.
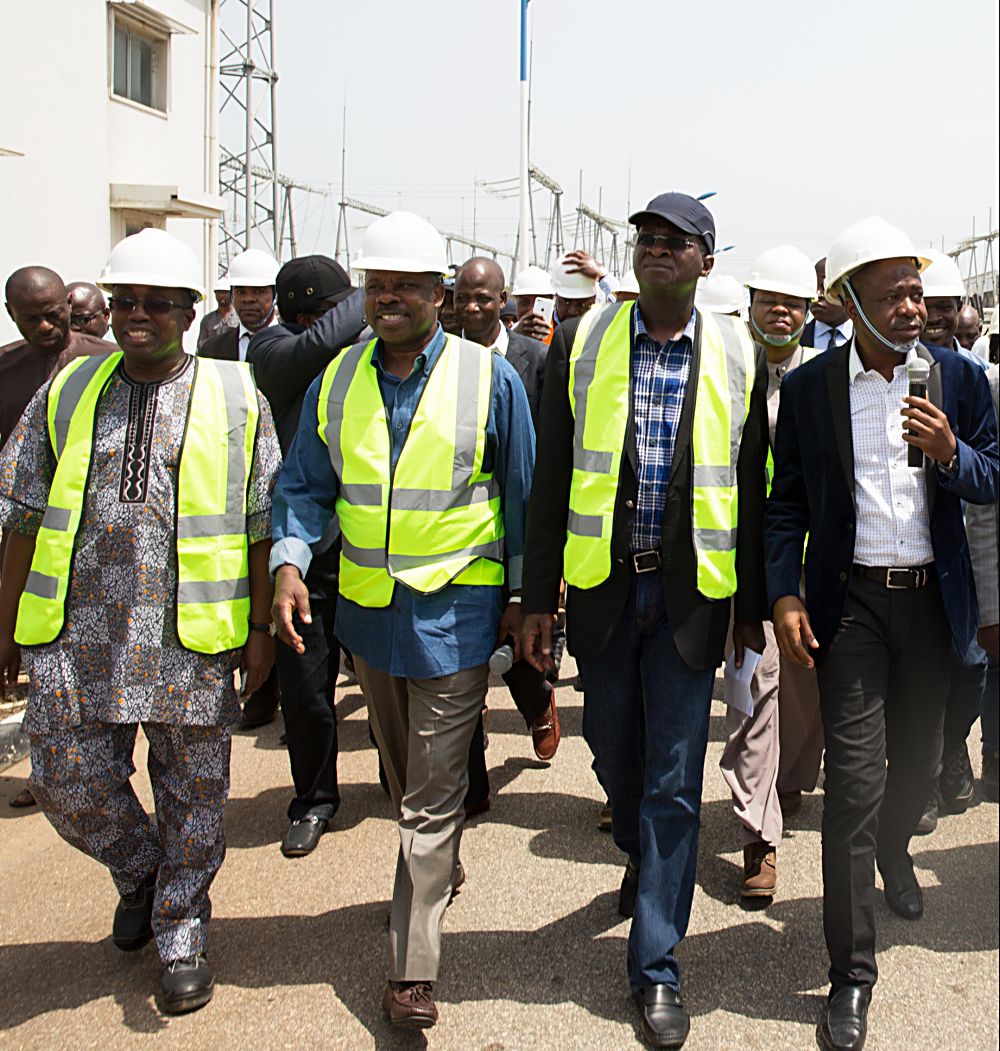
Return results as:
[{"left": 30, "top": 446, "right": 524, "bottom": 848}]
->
[{"left": 578, "top": 572, "right": 715, "bottom": 992}]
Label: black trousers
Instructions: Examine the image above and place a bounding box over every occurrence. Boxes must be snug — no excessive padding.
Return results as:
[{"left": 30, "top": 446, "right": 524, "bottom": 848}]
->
[
  {"left": 816, "top": 572, "right": 950, "bottom": 992},
  {"left": 274, "top": 597, "right": 341, "bottom": 822},
  {"left": 465, "top": 659, "right": 554, "bottom": 806}
]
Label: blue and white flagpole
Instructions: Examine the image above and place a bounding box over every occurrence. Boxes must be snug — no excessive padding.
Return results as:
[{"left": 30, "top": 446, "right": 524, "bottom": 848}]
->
[{"left": 517, "top": 0, "right": 531, "bottom": 277}]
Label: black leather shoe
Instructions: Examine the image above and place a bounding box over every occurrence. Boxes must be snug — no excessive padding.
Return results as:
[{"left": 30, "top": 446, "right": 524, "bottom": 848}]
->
[
  {"left": 112, "top": 869, "right": 157, "bottom": 951},
  {"left": 879, "top": 856, "right": 923, "bottom": 920},
  {"left": 940, "top": 742, "right": 975, "bottom": 813},
  {"left": 914, "top": 791, "right": 938, "bottom": 835},
  {"left": 619, "top": 859, "right": 640, "bottom": 918},
  {"left": 160, "top": 954, "right": 215, "bottom": 1014},
  {"left": 281, "top": 815, "right": 328, "bottom": 857},
  {"left": 633, "top": 984, "right": 690, "bottom": 1048},
  {"left": 817, "top": 985, "right": 870, "bottom": 1050}
]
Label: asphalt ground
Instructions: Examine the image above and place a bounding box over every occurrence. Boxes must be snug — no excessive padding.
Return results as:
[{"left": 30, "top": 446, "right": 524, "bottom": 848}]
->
[{"left": 1, "top": 657, "right": 997, "bottom": 1050}]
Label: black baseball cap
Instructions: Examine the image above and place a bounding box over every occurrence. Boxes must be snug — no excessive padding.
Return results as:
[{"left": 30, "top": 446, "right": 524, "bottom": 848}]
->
[
  {"left": 628, "top": 192, "right": 716, "bottom": 255},
  {"left": 276, "top": 255, "right": 353, "bottom": 319}
]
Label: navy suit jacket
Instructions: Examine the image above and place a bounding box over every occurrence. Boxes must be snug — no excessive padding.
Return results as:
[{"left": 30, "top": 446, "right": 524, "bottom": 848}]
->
[{"left": 764, "top": 339, "right": 999, "bottom": 658}]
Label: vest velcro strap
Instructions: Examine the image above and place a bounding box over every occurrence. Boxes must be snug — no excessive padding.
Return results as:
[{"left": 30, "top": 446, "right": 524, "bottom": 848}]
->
[
  {"left": 692, "top": 464, "right": 734, "bottom": 488},
  {"left": 176, "top": 511, "right": 248, "bottom": 538},
  {"left": 24, "top": 570, "right": 60, "bottom": 600},
  {"left": 40, "top": 506, "right": 73, "bottom": 532},
  {"left": 388, "top": 538, "right": 503, "bottom": 572},
  {"left": 573, "top": 448, "right": 613, "bottom": 473},
  {"left": 391, "top": 478, "right": 499, "bottom": 513},
  {"left": 342, "top": 538, "right": 386, "bottom": 569},
  {"left": 339, "top": 482, "right": 384, "bottom": 506},
  {"left": 567, "top": 510, "right": 604, "bottom": 538},
  {"left": 693, "top": 526, "right": 738, "bottom": 551},
  {"left": 177, "top": 578, "right": 251, "bottom": 604}
]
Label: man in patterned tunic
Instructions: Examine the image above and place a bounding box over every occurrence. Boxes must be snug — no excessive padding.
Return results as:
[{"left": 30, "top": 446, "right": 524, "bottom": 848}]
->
[{"left": 0, "top": 230, "right": 282, "bottom": 1014}]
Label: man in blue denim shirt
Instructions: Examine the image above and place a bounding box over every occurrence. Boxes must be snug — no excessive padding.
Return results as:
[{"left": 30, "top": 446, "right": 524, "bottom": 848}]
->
[{"left": 269, "top": 213, "right": 534, "bottom": 1031}]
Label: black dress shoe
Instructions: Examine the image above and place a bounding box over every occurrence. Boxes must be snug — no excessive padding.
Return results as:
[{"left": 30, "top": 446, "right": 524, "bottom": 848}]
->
[
  {"left": 160, "top": 954, "right": 215, "bottom": 1014},
  {"left": 281, "top": 815, "right": 328, "bottom": 857},
  {"left": 633, "top": 984, "right": 690, "bottom": 1048},
  {"left": 619, "top": 859, "right": 640, "bottom": 918},
  {"left": 879, "top": 857, "right": 923, "bottom": 920},
  {"left": 113, "top": 869, "right": 157, "bottom": 951},
  {"left": 940, "top": 742, "right": 975, "bottom": 813},
  {"left": 817, "top": 985, "right": 870, "bottom": 1051}
]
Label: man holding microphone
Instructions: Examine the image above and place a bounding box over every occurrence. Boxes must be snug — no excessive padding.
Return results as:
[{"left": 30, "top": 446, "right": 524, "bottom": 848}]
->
[{"left": 765, "top": 217, "right": 998, "bottom": 1051}]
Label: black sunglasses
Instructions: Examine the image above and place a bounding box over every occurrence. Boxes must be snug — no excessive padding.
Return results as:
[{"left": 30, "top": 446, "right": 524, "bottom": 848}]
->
[
  {"left": 71, "top": 311, "right": 107, "bottom": 325},
  {"left": 635, "top": 232, "right": 699, "bottom": 253},
  {"left": 109, "top": 295, "right": 189, "bottom": 316}
]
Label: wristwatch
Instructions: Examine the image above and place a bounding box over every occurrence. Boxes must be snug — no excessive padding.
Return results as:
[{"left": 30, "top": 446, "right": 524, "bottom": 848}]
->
[
  {"left": 249, "top": 620, "right": 275, "bottom": 636},
  {"left": 938, "top": 452, "right": 958, "bottom": 477}
]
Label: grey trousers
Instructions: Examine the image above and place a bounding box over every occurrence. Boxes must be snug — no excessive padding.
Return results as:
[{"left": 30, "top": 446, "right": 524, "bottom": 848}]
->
[
  {"left": 354, "top": 655, "right": 488, "bottom": 982},
  {"left": 720, "top": 620, "right": 783, "bottom": 849}
]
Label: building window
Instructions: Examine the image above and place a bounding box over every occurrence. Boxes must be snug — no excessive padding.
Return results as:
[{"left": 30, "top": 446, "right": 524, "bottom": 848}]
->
[{"left": 111, "top": 14, "right": 167, "bottom": 112}]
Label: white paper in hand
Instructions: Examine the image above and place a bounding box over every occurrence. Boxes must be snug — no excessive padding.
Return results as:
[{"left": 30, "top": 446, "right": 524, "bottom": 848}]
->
[{"left": 723, "top": 647, "right": 763, "bottom": 718}]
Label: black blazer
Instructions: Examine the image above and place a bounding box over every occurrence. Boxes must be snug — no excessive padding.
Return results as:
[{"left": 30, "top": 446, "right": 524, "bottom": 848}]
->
[
  {"left": 198, "top": 326, "right": 240, "bottom": 362},
  {"left": 764, "top": 340, "right": 999, "bottom": 659},
  {"left": 522, "top": 304, "right": 770, "bottom": 671},
  {"left": 504, "top": 330, "right": 547, "bottom": 429},
  {"left": 800, "top": 319, "right": 817, "bottom": 351}
]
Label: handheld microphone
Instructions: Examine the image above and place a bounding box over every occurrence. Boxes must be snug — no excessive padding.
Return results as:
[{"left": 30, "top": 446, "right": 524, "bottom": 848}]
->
[
  {"left": 489, "top": 641, "right": 515, "bottom": 675},
  {"left": 906, "top": 357, "right": 930, "bottom": 468}
]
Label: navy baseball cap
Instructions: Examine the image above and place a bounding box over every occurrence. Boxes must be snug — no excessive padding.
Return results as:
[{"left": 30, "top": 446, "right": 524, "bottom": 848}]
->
[
  {"left": 628, "top": 193, "right": 716, "bottom": 254},
  {"left": 276, "top": 255, "right": 353, "bottom": 318}
]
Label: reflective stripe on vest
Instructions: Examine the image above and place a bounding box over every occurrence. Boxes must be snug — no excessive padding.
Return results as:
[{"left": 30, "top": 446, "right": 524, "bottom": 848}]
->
[
  {"left": 316, "top": 335, "right": 504, "bottom": 608},
  {"left": 563, "top": 302, "right": 755, "bottom": 599},
  {"left": 15, "top": 353, "right": 259, "bottom": 654}
]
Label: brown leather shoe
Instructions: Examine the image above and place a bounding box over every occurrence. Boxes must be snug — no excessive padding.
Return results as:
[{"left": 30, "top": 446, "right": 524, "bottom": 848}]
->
[
  {"left": 382, "top": 981, "right": 438, "bottom": 1029},
  {"left": 742, "top": 843, "right": 777, "bottom": 898},
  {"left": 531, "top": 694, "right": 561, "bottom": 761}
]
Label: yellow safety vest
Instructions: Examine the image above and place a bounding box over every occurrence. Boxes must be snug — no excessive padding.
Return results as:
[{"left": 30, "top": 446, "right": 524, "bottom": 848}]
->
[
  {"left": 316, "top": 335, "right": 504, "bottom": 608},
  {"left": 15, "top": 352, "right": 260, "bottom": 654},
  {"left": 564, "top": 301, "right": 756, "bottom": 599},
  {"left": 765, "top": 344, "right": 821, "bottom": 494}
]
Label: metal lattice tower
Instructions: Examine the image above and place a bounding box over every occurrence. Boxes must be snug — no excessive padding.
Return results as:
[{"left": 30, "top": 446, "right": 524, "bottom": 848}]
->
[
  {"left": 947, "top": 217, "right": 998, "bottom": 311},
  {"left": 218, "top": 0, "right": 279, "bottom": 266},
  {"left": 481, "top": 164, "right": 565, "bottom": 274},
  {"left": 573, "top": 203, "right": 624, "bottom": 275}
]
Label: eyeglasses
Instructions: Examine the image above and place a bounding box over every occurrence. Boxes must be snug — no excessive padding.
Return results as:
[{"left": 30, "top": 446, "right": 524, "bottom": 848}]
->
[
  {"left": 635, "top": 232, "right": 698, "bottom": 253},
  {"left": 109, "top": 295, "right": 189, "bottom": 316},
  {"left": 71, "top": 311, "right": 107, "bottom": 325}
]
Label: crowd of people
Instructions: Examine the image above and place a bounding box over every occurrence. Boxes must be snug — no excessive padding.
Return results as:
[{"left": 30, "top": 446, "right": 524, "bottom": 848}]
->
[{"left": 0, "top": 191, "right": 997, "bottom": 1050}]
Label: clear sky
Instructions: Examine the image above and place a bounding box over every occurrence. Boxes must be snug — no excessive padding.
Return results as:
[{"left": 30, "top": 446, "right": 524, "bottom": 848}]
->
[{"left": 266, "top": 0, "right": 999, "bottom": 280}]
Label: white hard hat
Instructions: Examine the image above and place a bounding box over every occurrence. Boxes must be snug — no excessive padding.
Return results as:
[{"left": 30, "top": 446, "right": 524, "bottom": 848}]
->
[
  {"left": 512, "top": 265, "right": 554, "bottom": 296},
  {"left": 551, "top": 255, "right": 598, "bottom": 299},
  {"left": 696, "top": 274, "right": 745, "bottom": 315},
  {"left": 745, "top": 245, "right": 817, "bottom": 301},
  {"left": 617, "top": 268, "right": 640, "bottom": 295},
  {"left": 352, "top": 211, "right": 449, "bottom": 275},
  {"left": 227, "top": 248, "right": 279, "bottom": 288},
  {"left": 98, "top": 228, "right": 205, "bottom": 302},
  {"left": 920, "top": 248, "right": 965, "bottom": 298},
  {"left": 823, "top": 216, "right": 931, "bottom": 305},
  {"left": 214, "top": 276, "right": 231, "bottom": 292}
]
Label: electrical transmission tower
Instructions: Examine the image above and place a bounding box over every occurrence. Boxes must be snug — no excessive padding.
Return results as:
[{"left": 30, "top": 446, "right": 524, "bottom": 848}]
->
[
  {"left": 574, "top": 203, "right": 624, "bottom": 275},
  {"left": 334, "top": 197, "right": 389, "bottom": 270},
  {"left": 217, "top": 0, "right": 279, "bottom": 265},
  {"left": 481, "top": 164, "right": 565, "bottom": 273},
  {"left": 946, "top": 216, "right": 998, "bottom": 312}
]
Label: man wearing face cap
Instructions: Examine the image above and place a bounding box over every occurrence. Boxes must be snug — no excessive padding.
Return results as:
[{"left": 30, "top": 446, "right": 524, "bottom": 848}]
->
[
  {"left": 522, "top": 192, "right": 769, "bottom": 1048},
  {"left": 765, "top": 217, "right": 998, "bottom": 1051}
]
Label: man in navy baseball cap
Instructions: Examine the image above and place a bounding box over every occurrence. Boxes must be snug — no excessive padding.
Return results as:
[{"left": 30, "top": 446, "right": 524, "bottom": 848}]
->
[{"left": 629, "top": 192, "right": 716, "bottom": 255}]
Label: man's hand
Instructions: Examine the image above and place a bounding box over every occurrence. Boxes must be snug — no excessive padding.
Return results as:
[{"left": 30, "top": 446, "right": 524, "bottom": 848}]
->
[
  {"left": 732, "top": 620, "right": 765, "bottom": 669},
  {"left": 773, "top": 595, "right": 820, "bottom": 668},
  {"left": 498, "top": 601, "right": 525, "bottom": 661},
  {"left": 978, "top": 623, "right": 999, "bottom": 660},
  {"left": 513, "top": 312, "right": 551, "bottom": 342},
  {"left": 521, "top": 612, "right": 556, "bottom": 673},
  {"left": 272, "top": 564, "right": 311, "bottom": 654},
  {"left": 562, "top": 249, "right": 605, "bottom": 281},
  {"left": 901, "top": 396, "right": 957, "bottom": 465},
  {"left": 0, "top": 634, "right": 20, "bottom": 700},
  {"left": 239, "top": 630, "right": 274, "bottom": 698}
]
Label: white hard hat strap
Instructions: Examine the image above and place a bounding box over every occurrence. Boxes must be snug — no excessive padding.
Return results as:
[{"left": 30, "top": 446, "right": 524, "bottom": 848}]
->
[{"left": 843, "top": 278, "right": 919, "bottom": 355}]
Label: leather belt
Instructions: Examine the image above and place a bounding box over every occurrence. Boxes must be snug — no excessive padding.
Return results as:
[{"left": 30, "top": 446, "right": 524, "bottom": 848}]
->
[
  {"left": 631, "top": 549, "right": 662, "bottom": 574},
  {"left": 852, "top": 564, "right": 932, "bottom": 590}
]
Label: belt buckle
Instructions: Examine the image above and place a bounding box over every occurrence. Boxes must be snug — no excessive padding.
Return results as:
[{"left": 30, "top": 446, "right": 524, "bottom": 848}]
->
[
  {"left": 632, "top": 550, "right": 661, "bottom": 574},
  {"left": 886, "top": 568, "right": 913, "bottom": 589}
]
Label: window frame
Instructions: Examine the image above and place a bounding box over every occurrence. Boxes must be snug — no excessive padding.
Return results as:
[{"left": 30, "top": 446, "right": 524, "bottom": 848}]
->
[{"left": 108, "top": 8, "right": 169, "bottom": 115}]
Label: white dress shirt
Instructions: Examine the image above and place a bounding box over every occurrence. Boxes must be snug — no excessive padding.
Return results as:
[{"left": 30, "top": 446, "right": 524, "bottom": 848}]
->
[
  {"left": 813, "top": 318, "right": 853, "bottom": 350},
  {"left": 469, "top": 321, "right": 508, "bottom": 357},
  {"left": 849, "top": 344, "right": 934, "bottom": 567}
]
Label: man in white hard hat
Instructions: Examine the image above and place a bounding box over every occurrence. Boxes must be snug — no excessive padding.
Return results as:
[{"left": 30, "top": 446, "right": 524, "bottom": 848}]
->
[
  {"left": 0, "top": 228, "right": 282, "bottom": 1014},
  {"left": 550, "top": 251, "right": 599, "bottom": 322},
  {"left": 765, "top": 217, "right": 998, "bottom": 1051},
  {"left": 694, "top": 273, "right": 745, "bottom": 316},
  {"left": 921, "top": 249, "right": 986, "bottom": 370},
  {"left": 522, "top": 192, "right": 769, "bottom": 1049},
  {"left": 801, "top": 257, "right": 854, "bottom": 351},
  {"left": 196, "top": 277, "right": 238, "bottom": 351},
  {"left": 718, "top": 245, "right": 823, "bottom": 900},
  {"left": 511, "top": 263, "right": 555, "bottom": 342},
  {"left": 200, "top": 248, "right": 280, "bottom": 365},
  {"left": 615, "top": 268, "right": 640, "bottom": 302},
  {"left": 270, "top": 212, "right": 534, "bottom": 1030}
]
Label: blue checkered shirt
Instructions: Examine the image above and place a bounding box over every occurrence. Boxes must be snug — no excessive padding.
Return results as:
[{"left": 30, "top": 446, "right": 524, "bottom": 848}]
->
[{"left": 631, "top": 305, "right": 695, "bottom": 551}]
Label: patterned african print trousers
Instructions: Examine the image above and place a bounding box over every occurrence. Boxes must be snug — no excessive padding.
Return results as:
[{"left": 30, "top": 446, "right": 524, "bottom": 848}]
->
[{"left": 29, "top": 720, "right": 232, "bottom": 962}]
